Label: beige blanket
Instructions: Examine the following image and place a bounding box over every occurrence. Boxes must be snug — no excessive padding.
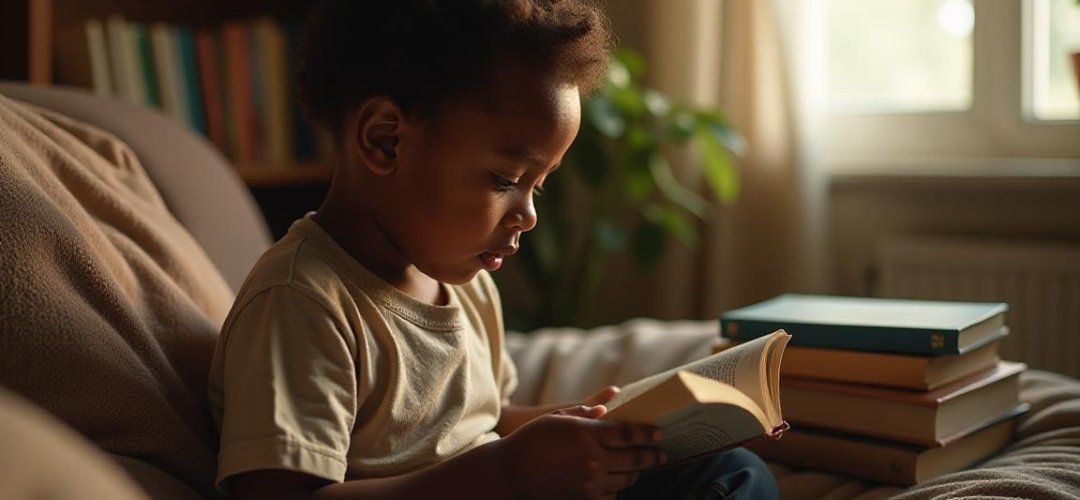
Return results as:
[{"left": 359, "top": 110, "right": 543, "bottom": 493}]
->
[
  {"left": 0, "top": 94, "right": 232, "bottom": 499},
  {"left": 507, "top": 320, "right": 1080, "bottom": 499}
]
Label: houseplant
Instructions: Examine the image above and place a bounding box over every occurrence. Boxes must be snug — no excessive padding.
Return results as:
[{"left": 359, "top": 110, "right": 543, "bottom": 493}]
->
[{"left": 507, "top": 48, "right": 744, "bottom": 329}]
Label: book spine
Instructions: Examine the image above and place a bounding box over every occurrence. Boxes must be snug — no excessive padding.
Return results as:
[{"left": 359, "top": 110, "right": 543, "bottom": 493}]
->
[
  {"left": 720, "top": 319, "right": 960, "bottom": 355},
  {"left": 149, "top": 23, "right": 185, "bottom": 123},
  {"left": 85, "top": 19, "right": 112, "bottom": 96},
  {"left": 223, "top": 23, "right": 256, "bottom": 164},
  {"left": 132, "top": 23, "right": 159, "bottom": 107},
  {"left": 176, "top": 27, "right": 206, "bottom": 135},
  {"left": 256, "top": 18, "right": 291, "bottom": 165},
  {"left": 105, "top": 16, "right": 138, "bottom": 104},
  {"left": 195, "top": 29, "right": 227, "bottom": 154}
]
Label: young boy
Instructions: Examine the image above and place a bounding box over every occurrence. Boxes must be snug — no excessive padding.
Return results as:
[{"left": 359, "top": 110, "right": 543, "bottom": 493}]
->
[{"left": 209, "top": 1, "right": 778, "bottom": 499}]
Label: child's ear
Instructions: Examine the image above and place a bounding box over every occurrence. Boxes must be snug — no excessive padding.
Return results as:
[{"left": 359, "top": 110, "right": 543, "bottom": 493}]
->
[{"left": 349, "top": 96, "right": 404, "bottom": 175}]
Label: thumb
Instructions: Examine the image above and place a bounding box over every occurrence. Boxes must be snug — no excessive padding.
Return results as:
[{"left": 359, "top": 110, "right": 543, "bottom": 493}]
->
[{"left": 555, "top": 404, "right": 607, "bottom": 419}]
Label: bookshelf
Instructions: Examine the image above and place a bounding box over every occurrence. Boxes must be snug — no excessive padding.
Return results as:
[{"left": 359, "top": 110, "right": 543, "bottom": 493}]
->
[{"left": 8, "top": 0, "right": 332, "bottom": 189}]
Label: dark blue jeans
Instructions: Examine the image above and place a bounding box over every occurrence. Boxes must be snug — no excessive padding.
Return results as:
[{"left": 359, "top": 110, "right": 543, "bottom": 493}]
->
[{"left": 616, "top": 448, "right": 778, "bottom": 500}]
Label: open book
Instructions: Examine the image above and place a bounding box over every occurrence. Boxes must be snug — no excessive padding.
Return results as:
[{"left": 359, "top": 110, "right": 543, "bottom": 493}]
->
[{"left": 601, "top": 330, "right": 791, "bottom": 466}]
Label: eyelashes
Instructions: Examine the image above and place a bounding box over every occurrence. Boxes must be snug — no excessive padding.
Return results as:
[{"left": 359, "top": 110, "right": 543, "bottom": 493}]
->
[{"left": 491, "top": 173, "right": 545, "bottom": 197}]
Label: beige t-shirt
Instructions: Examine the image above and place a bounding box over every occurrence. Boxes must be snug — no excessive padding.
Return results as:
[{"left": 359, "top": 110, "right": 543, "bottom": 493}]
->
[{"left": 208, "top": 215, "right": 518, "bottom": 491}]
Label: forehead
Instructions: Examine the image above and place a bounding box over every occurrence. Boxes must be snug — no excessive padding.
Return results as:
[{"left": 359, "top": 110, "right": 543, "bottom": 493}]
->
[{"left": 430, "top": 64, "right": 581, "bottom": 148}]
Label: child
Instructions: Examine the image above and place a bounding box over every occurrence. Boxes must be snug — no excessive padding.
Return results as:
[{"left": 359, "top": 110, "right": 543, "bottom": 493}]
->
[{"left": 208, "top": 1, "right": 778, "bottom": 499}]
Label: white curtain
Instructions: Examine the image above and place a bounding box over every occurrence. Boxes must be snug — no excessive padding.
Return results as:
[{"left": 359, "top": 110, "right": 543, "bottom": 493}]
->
[{"left": 642, "top": 0, "right": 830, "bottom": 317}]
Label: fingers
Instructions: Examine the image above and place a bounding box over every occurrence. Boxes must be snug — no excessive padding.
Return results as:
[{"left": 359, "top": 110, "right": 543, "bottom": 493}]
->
[
  {"left": 554, "top": 404, "right": 607, "bottom": 419},
  {"left": 594, "top": 422, "right": 663, "bottom": 449},
  {"left": 603, "top": 446, "right": 667, "bottom": 472},
  {"left": 585, "top": 385, "right": 620, "bottom": 406}
]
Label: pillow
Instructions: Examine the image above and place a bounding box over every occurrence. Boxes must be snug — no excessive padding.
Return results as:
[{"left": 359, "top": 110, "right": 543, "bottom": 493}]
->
[{"left": 0, "top": 93, "right": 233, "bottom": 499}]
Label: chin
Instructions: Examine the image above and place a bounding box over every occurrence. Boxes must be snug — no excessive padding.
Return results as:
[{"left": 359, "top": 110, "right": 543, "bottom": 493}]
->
[{"left": 416, "top": 263, "right": 480, "bottom": 286}]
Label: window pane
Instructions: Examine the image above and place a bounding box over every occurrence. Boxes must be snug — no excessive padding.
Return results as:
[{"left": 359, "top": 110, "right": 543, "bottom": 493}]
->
[
  {"left": 1029, "top": 0, "right": 1080, "bottom": 121},
  {"left": 827, "top": 0, "right": 973, "bottom": 113}
]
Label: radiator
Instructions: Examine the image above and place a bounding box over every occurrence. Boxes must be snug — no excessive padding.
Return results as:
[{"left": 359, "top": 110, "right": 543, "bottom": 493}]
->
[{"left": 878, "top": 236, "right": 1080, "bottom": 377}]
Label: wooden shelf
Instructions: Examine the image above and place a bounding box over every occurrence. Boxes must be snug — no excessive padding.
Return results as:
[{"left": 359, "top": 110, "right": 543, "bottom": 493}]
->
[{"left": 235, "top": 163, "right": 333, "bottom": 188}]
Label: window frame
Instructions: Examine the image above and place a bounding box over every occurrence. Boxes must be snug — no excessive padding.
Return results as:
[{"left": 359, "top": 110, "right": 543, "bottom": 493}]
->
[{"left": 826, "top": 0, "right": 1080, "bottom": 171}]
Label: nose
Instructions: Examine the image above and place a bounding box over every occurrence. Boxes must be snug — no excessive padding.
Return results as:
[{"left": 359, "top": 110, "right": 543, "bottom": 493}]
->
[{"left": 503, "top": 193, "right": 538, "bottom": 232}]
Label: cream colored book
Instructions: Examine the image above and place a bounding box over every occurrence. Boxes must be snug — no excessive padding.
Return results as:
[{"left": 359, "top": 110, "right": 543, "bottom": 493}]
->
[
  {"left": 601, "top": 330, "right": 790, "bottom": 465},
  {"left": 750, "top": 403, "right": 1027, "bottom": 486},
  {"left": 781, "top": 333, "right": 1003, "bottom": 390}
]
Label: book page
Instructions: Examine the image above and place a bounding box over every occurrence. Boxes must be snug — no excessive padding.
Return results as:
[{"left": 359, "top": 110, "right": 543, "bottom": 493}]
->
[
  {"left": 652, "top": 403, "right": 763, "bottom": 464},
  {"left": 605, "top": 333, "right": 777, "bottom": 415}
]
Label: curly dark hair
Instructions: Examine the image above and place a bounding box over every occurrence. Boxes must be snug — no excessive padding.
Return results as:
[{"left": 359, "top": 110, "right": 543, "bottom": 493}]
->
[{"left": 296, "top": 0, "right": 614, "bottom": 137}]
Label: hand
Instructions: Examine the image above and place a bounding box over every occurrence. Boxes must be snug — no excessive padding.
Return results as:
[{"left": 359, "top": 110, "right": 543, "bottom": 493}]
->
[
  {"left": 581, "top": 385, "right": 620, "bottom": 408},
  {"left": 499, "top": 405, "right": 666, "bottom": 500}
]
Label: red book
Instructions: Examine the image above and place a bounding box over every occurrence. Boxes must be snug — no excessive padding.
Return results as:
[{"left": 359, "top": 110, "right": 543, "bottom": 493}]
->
[
  {"left": 222, "top": 22, "right": 257, "bottom": 165},
  {"left": 195, "top": 28, "right": 227, "bottom": 155}
]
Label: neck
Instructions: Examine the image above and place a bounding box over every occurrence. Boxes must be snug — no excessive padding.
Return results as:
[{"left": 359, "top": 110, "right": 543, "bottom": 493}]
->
[{"left": 314, "top": 177, "right": 446, "bottom": 305}]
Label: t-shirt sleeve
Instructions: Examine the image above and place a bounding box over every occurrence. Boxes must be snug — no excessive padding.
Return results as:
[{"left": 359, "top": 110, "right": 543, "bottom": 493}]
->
[{"left": 215, "top": 285, "right": 358, "bottom": 491}]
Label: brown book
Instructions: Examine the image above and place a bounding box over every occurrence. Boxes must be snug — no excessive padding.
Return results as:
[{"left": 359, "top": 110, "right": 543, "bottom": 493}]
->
[
  {"left": 781, "top": 361, "right": 1024, "bottom": 446},
  {"left": 780, "top": 330, "right": 1003, "bottom": 390},
  {"left": 601, "top": 330, "right": 791, "bottom": 466},
  {"left": 750, "top": 403, "right": 1028, "bottom": 486}
]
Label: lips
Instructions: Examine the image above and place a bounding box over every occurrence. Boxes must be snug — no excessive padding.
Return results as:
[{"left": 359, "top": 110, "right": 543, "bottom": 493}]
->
[{"left": 479, "top": 245, "right": 518, "bottom": 272}]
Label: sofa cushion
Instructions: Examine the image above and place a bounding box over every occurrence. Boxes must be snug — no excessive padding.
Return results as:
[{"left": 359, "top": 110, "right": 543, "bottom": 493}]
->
[{"left": 0, "top": 93, "right": 232, "bottom": 499}]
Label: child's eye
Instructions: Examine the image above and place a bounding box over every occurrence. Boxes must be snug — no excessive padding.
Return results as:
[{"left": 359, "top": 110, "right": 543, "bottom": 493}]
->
[{"left": 491, "top": 173, "right": 517, "bottom": 191}]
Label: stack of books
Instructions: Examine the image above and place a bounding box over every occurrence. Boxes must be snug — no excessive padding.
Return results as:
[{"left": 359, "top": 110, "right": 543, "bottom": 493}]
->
[
  {"left": 68, "top": 16, "right": 327, "bottom": 166},
  {"left": 718, "top": 294, "right": 1027, "bottom": 486}
]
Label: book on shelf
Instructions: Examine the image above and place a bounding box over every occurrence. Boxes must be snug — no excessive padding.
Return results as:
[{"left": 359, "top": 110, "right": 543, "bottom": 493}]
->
[
  {"left": 66, "top": 15, "right": 326, "bottom": 170},
  {"left": 720, "top": 294, "right": 1008, "bottom": 355},
  {"left": 781, "top": 330, "right": 1004, "bottom": 390},
  {"left": 600, "top": 330, "right": 791, "bottom": 466},
  {"left": 84, "top": 19, "right": 111, "bottom": 96},
  {"left": 781, "top": 361, "right": 1025, "bottom": 446},
  {"left": 749, "top": 403, "right": 1028, "bottom": 486}
]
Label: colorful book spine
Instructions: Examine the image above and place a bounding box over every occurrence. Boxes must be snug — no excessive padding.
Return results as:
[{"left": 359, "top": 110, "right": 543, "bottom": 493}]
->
[
  {"left": 195, "top": 28, "right": 228, "bottom": 155},
  {"left": 176, "top": 27, "right": 206, "bottom": 135},
  {"left": 255, "top": 17, "right": 293, "bottom": 165},
  {"left": 223, "top": 23, "right": 256, "bottom": 164},
  {"left": 131, "top": 23, "right": 160, "bottom": 107}
]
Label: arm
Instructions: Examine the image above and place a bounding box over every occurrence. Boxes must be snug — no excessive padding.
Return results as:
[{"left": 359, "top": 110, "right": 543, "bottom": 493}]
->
[
  {"left": 496, "top": 385, "right": 620, "bottom": 435},
  {"left": 230, "top": 405, "right": 665, "bottom": 500}
]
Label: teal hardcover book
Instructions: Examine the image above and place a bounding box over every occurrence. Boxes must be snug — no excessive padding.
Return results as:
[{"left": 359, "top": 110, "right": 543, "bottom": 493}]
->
[{"left": 720, "top": 294, "right": 1007, "bottom": 355}]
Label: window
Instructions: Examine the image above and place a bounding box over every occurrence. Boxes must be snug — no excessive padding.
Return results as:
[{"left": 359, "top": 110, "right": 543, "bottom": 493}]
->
[
  {"left": 824, "top": 0, "right": 1080, "bottom": 169},
  {"left": 827, "top": 0, "right": 973, "bottom": 113},
  {"left": 1027, "top": 0, "right": 1080, "bottom": 121}
]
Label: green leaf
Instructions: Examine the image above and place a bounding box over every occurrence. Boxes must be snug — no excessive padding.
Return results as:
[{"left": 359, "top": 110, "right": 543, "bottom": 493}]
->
[
  {"left": 695, "top": 126, "right": 739, "bottom": 203},
  {"left": 629, "top": 219, "right": 667, "bottom": 271},
  {"left": 622, "top": 164, "right": 654, "bottom": 202},
  {"left": 696, "top": 110, "right": 747, "bottom": 157},
  {"left": 643, "top": 204, "right": 699, "bottom": 248},
  {"left": 643, "top": 89, "right": 670, "bottom": 117},
  {"left": 611, "top": 86, "right": 647, "bottom": 119},
  {"left": 648, "top": 154, "right": 708, "bottom": 218},
  {"left": 613, "top": 48, "right": 646, "bottom": 79},
  {"left": 606, "top": 58, "right": 631, "bottom": 89},
  {"left": 585, "top": 95, "right": 625, "bottom": 138},
  {"left": 663, "top": 108, "right": 696, "bottom": 144}
]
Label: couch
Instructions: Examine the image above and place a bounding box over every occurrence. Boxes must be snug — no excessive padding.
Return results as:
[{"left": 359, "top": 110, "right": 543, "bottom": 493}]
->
[{"left": 1, "top": 82, "right": 1077, "bottom": 499}]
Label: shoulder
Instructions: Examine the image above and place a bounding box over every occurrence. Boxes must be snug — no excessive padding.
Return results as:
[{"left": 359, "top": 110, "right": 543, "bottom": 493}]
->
[{"left": 228, "top": 232, "right": 354, "bottom": 327}]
